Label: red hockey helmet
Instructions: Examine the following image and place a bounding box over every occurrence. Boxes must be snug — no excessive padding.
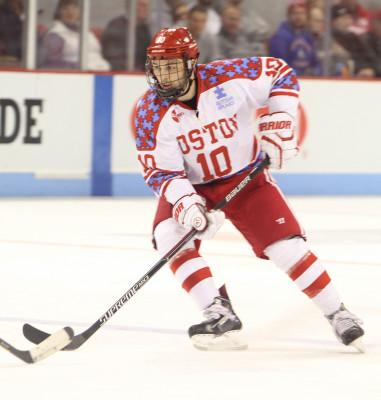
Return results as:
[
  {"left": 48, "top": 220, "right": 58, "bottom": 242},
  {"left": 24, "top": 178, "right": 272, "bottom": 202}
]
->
[
  {"left": 147, "top": 27, "right": 199, "bottom": 59},
  {"left": 146, "top": 27, "right": 199, "bottom": 100}
]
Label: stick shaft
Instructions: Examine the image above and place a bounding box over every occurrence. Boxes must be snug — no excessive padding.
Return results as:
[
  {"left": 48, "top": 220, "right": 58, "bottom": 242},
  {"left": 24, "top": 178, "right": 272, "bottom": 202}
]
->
[
  {"left": 80, "top": 156, "right": 269, "bottom": 343},
  {"left": 24, "top": 156, "right": 270, "bottom": 349}
]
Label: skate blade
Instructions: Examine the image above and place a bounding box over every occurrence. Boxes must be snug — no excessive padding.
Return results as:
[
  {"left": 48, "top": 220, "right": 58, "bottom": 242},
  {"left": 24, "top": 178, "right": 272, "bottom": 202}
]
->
[
  {"left": 349, "top": 338, "right": 365, "bottom": 353},
  {"left": 191, "top": 331, "right": 248, "bottom": 351}
]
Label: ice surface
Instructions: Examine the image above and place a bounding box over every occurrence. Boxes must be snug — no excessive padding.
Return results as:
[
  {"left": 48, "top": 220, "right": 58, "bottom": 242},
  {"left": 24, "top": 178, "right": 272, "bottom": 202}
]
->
[{"left": 0, "top": 197, "right": 380, "bottom": 400}]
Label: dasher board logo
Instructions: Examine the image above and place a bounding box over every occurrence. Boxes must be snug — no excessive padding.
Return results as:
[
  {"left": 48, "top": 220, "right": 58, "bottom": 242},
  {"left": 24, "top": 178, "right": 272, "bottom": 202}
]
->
[
  {"left": 0, "top": 98, "right": 43, "bottom": 144},
  {"left": 213, "top": 87, "right": 235, "bottom": 110}
]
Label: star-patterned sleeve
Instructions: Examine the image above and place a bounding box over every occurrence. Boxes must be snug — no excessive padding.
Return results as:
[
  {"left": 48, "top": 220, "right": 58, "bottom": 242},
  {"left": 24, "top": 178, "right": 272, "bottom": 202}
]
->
[
  {"left": 200, "top": 57, "right": 299, "bottom": 119},
  {"left": 265, "top": 57, "right": 300, "bottom": 118},
  {"left": 135, "top": 90, "right": 196, "bottom": 204}
]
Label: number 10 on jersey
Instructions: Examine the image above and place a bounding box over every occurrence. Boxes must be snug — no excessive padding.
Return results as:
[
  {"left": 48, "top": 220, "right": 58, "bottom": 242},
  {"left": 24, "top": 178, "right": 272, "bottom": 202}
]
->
[{"left": 197, "top": 145, "right": 232, "bottom": 182}]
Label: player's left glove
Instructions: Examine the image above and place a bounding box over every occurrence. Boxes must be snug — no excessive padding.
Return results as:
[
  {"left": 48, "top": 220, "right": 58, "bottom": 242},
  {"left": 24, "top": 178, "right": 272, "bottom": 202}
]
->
[
  {"left": 173, "top": 194, "right": 225, "bottom": 240},
  {"left": 259, "top": 112, "right": 298, "bottom": 169}
]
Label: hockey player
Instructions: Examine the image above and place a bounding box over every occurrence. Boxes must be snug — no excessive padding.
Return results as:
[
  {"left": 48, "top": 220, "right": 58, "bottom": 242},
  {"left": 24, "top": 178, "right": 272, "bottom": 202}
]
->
[{"left": 135, "top": 27, "right": 364, "bottom": 351}]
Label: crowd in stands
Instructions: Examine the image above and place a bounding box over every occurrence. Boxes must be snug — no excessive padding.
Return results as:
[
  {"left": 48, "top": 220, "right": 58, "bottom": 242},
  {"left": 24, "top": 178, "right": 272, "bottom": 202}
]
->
[
  {"left": 1, "top": 0, "right": 381, "bottom": 77},
  {"left": 0, "top": 0, "right": 24, "bottom": 65}
]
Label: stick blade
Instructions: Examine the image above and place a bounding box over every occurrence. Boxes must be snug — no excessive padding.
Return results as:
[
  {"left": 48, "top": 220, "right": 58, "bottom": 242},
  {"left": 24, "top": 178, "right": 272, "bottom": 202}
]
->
[
  {"left": 28, "top": 327, "right": 74, "bottom": 363},
  {"left": 23, "top": 323, "right": 49, "bottom": 345},
  {"left": 23, "top": 323, "right": 82, "bottom": 351}
]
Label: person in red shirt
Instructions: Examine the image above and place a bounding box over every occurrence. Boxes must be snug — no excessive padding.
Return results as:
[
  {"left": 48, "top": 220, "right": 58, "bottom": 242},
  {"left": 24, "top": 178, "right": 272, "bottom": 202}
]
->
[{"left": 339, "top": 0, "right": 370, "bottom": 34}]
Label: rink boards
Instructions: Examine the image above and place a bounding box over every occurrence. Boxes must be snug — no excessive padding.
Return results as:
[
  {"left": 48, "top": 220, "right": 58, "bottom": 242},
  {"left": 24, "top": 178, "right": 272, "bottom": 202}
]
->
[{"left": 0, "top": 71, "right": 380, "bottom": 196}]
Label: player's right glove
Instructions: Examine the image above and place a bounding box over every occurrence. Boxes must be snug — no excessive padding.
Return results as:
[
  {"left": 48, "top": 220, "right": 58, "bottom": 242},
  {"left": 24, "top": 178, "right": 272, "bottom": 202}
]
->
[
  {"left": 259, "top": 112, "right": 298, "bottom": 169},
  {"left": 173, "top": 194, "right": 225, "bottom": 240}
]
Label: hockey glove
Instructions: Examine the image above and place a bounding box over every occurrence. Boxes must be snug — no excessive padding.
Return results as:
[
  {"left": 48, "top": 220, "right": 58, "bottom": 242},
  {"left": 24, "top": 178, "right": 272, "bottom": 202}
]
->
[
  {"left": 259, "top": 112, "right": 298, "bottom": 169},
  {"left": 173, "top": 194, "right": 225, "bottom": 240}
]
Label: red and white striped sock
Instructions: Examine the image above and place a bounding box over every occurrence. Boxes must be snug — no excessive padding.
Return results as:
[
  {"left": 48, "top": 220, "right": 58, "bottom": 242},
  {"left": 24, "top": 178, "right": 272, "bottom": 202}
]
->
[
  {"left": 170, "top": 248, "right": 219, "bottom": 310},
  {"left": 265, "top": 237, "right": 341, "bottom": 315}
]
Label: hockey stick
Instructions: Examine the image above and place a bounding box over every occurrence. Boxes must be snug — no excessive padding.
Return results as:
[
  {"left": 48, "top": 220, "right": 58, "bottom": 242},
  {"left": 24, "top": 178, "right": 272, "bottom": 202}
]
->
[
  {"left": 23, "top": 156, "right": 270, "bottom": 351},
  {"left": 0, "top": 327, "right": 73, "bottom": 363}
]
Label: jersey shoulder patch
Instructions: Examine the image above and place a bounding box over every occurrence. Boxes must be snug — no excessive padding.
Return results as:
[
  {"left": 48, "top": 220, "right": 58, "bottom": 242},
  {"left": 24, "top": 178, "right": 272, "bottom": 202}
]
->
[
  {"left": 272, "top": 70, "right": 299, "bottom": 92},
  {"left": 135, "top": 89, "right": 171, "bottom": 151},
  {"left": 266, "top": 58, "right": 300, "bottom": 98},
  {"left": 198, "top": 57, "right": 262, "bottom": 92}
]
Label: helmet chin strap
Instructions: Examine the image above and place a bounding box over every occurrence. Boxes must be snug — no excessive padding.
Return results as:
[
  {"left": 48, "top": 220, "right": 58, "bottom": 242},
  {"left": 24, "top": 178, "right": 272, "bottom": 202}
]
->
[
  {"left": 182, "top": 60, "right": 197, "bottom": 98},
  {"left": 157, "top": 85, "right": 183, "bottom": 100},
  {"left": 177, "top": 76, "right": 195, "bottom": 100}
]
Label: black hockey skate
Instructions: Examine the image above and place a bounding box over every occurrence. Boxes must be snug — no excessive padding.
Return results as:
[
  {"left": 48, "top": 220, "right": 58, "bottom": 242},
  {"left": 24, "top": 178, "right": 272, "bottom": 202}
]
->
[
  {"left": 327, "top": 303, "right": 365, "bottom": 352},
  {"left": 188, "top": 296, "right": 247, "bottom": 351}
]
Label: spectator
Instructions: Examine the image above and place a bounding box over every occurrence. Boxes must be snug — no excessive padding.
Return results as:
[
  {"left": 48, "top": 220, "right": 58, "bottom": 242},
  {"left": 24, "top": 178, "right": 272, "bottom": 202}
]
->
[
  {"left": 364, "top": 11, "right": 381, "bottom": 76},
  {"left": 309, "top": 5, "right": 324, "bottom": 39},
  {"left": 269, "top": 2, "right": 320, "bottom": 76},
  {"left": 187, "top": 5, "right": 220, "bottom": 63},
  {"left": 339, "top": 0, "right": 370, "bottom": 35},
  {"left": 217, "top": 4, "right": 265, "bottom": 59},
  {"left": 0, "top": 0, "right": 24, "bottom": 63},
  {"left": 331, "top": 4, "right": 376, "bottom": 77},
  {"left": 309, "top": 6, "right": 351, "bottom": 76},
  {"left": 219, "top": 0, "right": 270, "bottom": 48},
  {"left": 306, "top": 0, "right": 324, "bottom": 10},
  {"left": 189, "top": 0, "right": 221, "bottom": 35},
  {"left": 40, "top": 0, "right": 109, "bottom": 70},
  {"left": 101, "top": 0, "right": 151, "bottom": 71},
  {"left": 172, "top": 2, "right": 189, "bottom": 27},
  {"left": 151, "top": 0, "right": 186, "bottom": 33},
  {"left": 308, "top": 5, "right": 324, "bottom": 62}
]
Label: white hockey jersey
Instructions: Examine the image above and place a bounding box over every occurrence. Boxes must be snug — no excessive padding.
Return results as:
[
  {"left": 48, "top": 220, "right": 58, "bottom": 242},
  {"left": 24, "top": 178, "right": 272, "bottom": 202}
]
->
[{"left": 135, "top": 56, "right": 299, "bottom": 205}]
